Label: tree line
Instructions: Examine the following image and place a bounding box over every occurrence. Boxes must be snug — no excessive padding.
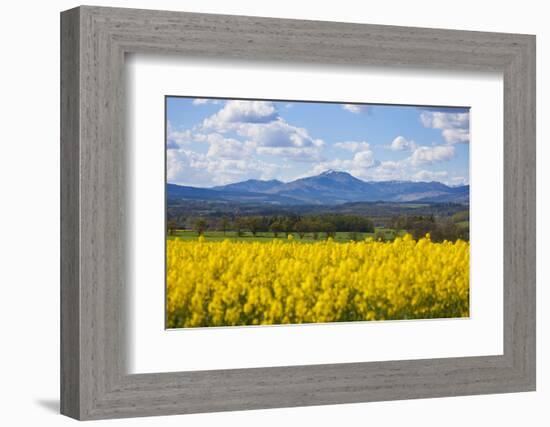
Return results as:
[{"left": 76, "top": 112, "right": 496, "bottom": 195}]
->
[
  {"left": 168, "top": 214, "right": 375, "bottom": 239},
  {"left": 390, "top": 215, "right": 469, "bottom": 242},
  {"left": 167, "top": 212, "right": 469, "bottom": 242}
]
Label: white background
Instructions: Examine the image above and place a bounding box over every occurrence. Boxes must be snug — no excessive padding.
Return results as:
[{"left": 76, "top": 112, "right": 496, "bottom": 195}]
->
[
  {"left": 128, "top": 57, "right": 503, "bottom": 373},
  {"left": 0, "top": 0, "right": 547, "bottom": 426}
]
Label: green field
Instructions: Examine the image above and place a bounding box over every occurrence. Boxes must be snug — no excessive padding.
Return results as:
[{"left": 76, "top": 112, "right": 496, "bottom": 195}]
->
[{"left": 167, "top": 228, "right": 398, "bottom": 243}]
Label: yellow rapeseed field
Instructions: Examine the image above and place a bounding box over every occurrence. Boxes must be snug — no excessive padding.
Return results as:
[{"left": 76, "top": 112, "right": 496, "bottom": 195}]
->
[{"left": 166, "top": 234, "right": 469, "bottom": 328}]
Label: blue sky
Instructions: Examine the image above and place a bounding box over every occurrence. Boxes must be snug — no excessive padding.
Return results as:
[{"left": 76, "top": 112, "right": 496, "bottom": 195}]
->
[{"left": 166, "top": 97, "right": 469, "bottom": 188}]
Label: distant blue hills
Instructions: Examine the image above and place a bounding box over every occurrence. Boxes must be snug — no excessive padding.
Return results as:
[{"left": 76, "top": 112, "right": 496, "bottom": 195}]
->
[{"left": 167, "top": 170, "right": 469, "bottom": 206}]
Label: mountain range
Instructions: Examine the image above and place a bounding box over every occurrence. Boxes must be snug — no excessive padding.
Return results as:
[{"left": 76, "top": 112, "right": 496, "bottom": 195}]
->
[{"left": 167, "top": 170, "right": 469, "bottom": 206}]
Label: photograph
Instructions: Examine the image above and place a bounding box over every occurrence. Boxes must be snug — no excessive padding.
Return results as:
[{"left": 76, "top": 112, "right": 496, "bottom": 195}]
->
[
  {"left": 165, "top": 97, "right": 470, "bottom": 328},
  {"left": 52, "top": 4, "right": 538, "bottom": 421}
]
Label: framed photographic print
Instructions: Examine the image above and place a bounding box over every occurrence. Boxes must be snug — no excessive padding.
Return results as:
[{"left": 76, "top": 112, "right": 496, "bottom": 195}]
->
[{"left": 61, "top": 5, "right": 536, "bottom": 420}]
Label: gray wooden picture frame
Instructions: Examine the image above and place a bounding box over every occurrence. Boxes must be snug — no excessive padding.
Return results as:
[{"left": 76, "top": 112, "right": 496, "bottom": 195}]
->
[{"left": 60, "top": 5, "right": 536, "bottom": 420}]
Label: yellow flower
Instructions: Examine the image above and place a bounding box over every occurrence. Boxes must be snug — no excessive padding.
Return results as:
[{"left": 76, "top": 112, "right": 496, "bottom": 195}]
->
[{"left": 166, "top": 234, "right": 469, "bottom": 328}]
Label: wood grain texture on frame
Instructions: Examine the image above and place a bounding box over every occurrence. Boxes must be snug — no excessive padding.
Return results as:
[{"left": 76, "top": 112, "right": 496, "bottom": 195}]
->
[{"left": 60, "top": 5, "right": 536, "bottom": 420}]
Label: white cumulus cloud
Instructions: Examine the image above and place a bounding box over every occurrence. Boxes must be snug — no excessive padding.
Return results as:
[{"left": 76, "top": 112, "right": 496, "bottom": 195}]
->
[
  {"left": 311, "top": 145, "right": 378, "bottom": 177},
  {"left": 192, "top": 98, "right": 221, "bottom": 106},
  {"left": 412, "top": 170, "right": 448, "bottom": 182},
  {"left": 334, "top": 141, "right": 371, "bottom": 152},
  {"left": 204, "top": 133, "right": 252, "bottom": 159},
  {"left": 257, "top": 146, "right": 324, "bottom": 162},
  {"left": 441, "top": 128, "right": 470, "bottom": 144},
  {"left": 167, "top": 148, "right": 281, "bottom": 187},
  {"left": 167, "top": 121, "right": 194, "bottom": 149},
  {"left": 203, "top": 100, "right": 278, "bottom": 127},
  {"left": 201, "top": 101, "right": 324, "bottom": 162},
  {"left": 342, "top": 104, "right": 369, "bottom": 114},
  {"left": 409, "top": 145, "right": 455, "bottom": 166},
  {"left": 238, "top": 120, "right": 323, "bottom": 149},
  {"left": 420, "top": 111, "right": 470, "bottom": 144},
  {"left": 192, "top": 98, "right": 208, "bottom": 105},
  {"left": 389, "top": 136, "right": 416, "bottom": 151}
]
